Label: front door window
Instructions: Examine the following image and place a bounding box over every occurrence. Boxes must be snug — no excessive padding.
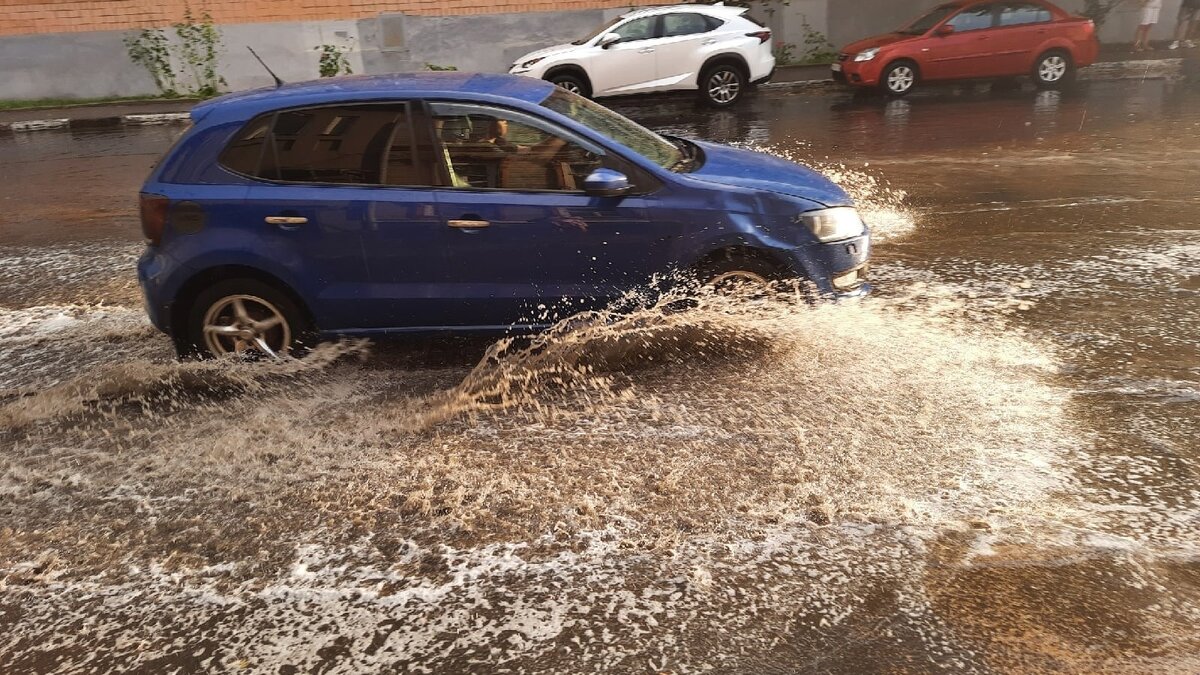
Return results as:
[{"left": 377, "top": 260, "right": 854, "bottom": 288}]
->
[{"left": 429, "top": 103, "right": 625, "bottom": 192}]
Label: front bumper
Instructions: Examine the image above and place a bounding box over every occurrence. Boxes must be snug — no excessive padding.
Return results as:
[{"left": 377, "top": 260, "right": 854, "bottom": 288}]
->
[
  {"left": 831, "top": 58, "right": 885, "bottom": 87},
  {"left": 783, "top": 231, "right": 871, "bottom": 297}
]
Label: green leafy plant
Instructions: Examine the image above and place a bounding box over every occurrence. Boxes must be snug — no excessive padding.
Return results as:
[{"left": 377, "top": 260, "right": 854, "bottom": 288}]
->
[
  {"left": 316, "top": 42, "right": 353, "bottom": 78},
  {"left": 123, "top": 6, "right": 225, "bottom": 98},
  {"left": 425, "top": 63, "right": 459, "bottom": 71},
  {"left": 123, "top": 29, "right": 178, "bottom": 96},
  {"left": 797, "top": 15, "right": 837, "bottom": 65},
  {"left": 173, "top": 8, "right": 225, "bottom": 97},
  {"left": 773, "top": 42, "right": 797, "bottom": 66}
]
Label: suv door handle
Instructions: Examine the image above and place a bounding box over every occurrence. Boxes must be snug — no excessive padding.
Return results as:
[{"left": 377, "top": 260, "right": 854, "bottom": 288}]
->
[
  {"left": 448, "top": 219, "right": 490, "bottom": 229},
  {"left": 265, "top": 216, "right": 308, "bottom": 225},
  {"left": 702, "top": 38, "right": 718, "bottom": 45},
  {"left": 638, "top": 47, "right": 655, "bottom": 54}
]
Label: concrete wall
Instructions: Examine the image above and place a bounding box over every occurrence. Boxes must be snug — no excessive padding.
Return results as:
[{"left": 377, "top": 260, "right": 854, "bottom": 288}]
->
[
  {"left": 1059, "top": 0, "right": 1190, "bottom": 43},
  {"left": 358, "top": 9, "right": 624, "bottom": 75},
  {"left": 826, "top": 0, "right": 942, "bottom": 49}
]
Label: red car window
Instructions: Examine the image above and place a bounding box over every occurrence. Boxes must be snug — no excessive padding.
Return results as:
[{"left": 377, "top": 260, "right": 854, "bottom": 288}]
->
[
  {"left": 947, "top": 4, "right": 997, "bottom": 32},
  {"left": 997, "top": 2, "right": 1053, "bottom": 26}
]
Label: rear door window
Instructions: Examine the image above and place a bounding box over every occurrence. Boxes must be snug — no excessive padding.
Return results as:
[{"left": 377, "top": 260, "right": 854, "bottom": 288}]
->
[
  {"left": 220, "top": 103, "right": 438, "bottom": 187},
  {"left": 997, "top": 2, "right": 1052, "bottom": 26},
  {"left": 662, "top": 13, "right": 715, "bottom": 37},
  {"left": 947, "top": 4, "right": 997, "bottom": 32}
]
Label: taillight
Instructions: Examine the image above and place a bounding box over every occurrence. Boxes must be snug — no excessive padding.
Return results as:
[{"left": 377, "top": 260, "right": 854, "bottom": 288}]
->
[
  {"left": 747, "top": 30, "right": 771, "bottom": 44},
  {"left": 139, "top": 193, "right": 169, "bottom": 246}
]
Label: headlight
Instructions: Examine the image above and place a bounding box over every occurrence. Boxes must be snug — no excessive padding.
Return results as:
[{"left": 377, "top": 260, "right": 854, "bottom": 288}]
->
[
  {"left": 854, "top": 48, "right": 880, "bottom": 62},
  {"left": 801, "top": 207, "right": 865, "bottom": 242},
  {"left": 518, "top": 57, "right": 545, "bottom": 69}
]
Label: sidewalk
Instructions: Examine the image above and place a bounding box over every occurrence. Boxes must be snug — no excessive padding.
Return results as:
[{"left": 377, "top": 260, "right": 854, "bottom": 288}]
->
[{"left": 0, "top": 48, "right": 1193, "bottom": 134}]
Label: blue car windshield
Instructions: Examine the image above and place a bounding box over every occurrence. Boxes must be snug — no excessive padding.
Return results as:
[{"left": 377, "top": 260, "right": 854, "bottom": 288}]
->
[{"left": 542, "top": 88, "right": 684, "bottom": 170}]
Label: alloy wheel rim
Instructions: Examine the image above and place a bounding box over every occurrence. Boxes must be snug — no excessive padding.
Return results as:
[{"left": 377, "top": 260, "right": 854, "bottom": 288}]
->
[
  {"left": 1040, "top": 56, "right": 1067, "bottom": 82},
  {"left": 202, "top": 294, "right": 291, "bottom": 358},
  {"left": 708, "top": 70, "right": 741, "bottom": 104},
  {"left": 888, "top": 66, "right": 915, "bottom": 93},
  {"left": 708, "top": 270, "right": 769, "bottom": 293},
  {"left": 557, "top": 80, "right": 582, "bottom": 94}
]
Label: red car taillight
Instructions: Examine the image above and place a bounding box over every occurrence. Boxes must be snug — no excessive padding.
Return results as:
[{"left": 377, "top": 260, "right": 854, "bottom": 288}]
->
[
  {"left": 747, "top": 30, "right": 771, "bottom": 44},
  {"left": 139, "top": 193, "right": 169, "bottom": 246}
]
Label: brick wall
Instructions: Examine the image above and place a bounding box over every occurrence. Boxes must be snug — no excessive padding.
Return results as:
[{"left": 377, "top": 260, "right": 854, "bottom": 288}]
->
[{"left": 0, "top": 0, "right": 660, "bottom": 37}]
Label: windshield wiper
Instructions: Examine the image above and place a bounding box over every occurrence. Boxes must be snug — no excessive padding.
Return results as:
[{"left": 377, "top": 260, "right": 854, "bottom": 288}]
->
[{"left": 664, "top": 135, "right": 698, "bottom": 172}]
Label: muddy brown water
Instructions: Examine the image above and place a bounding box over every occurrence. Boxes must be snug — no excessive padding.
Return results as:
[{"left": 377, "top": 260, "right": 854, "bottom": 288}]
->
[{"left": 1, "top": 80, "right": 1198, "bottom": 673}]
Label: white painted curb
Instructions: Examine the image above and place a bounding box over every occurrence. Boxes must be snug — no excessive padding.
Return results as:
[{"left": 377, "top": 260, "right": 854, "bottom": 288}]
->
[{"left": 123, "top": 112, "right": 192, "bottom": 125}]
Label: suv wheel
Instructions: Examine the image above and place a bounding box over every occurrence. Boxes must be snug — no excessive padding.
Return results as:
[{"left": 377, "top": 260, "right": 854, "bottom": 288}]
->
[
  {"left": 700, "top": 64, "right": 745, "bottom": 107},
  {"left": 881, "top": 61, "right": 918, "bottom": 97},
  {"left": 185, "top": 279, "right": 312, "bottom": 359},
  {"left": 548, "top": 73, "right": 591, "bottom": 98},
  {"left": 1033, "top": 51, "right": 1073, "bottom": 89}
]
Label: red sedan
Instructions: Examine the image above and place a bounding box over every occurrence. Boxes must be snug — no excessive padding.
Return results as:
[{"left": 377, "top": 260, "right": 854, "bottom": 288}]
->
[{"left": 833, "top": 0, "right": 1098, "bottom": 96}]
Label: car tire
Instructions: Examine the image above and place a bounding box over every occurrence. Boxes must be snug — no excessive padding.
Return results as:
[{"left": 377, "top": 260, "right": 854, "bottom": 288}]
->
[
  {"left": 548, "top": 72, "right": 591, "bottom": 98},
  {"left": 1032, "top": 50, "right": 1073, "bottom": 89},
  {"left": 699, "top": 63, "right": 745, "bottom": 107},
  {"left": 183, "top": 278, "right": 313, "bottom": 359},
  {"left": 880, "top": 61, "right": 919, "bottom": 97},
  {"left": 695, "top": 252, "right": 788, "bottom": 291}
]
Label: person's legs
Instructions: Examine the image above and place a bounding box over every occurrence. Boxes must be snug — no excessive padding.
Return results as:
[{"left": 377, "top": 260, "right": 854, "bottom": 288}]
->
[
  {"left": 1135, "top": 23, "right": 1152, "bottom": 51},
  {"left": 1171, "top": 6, "right": 1197, "bottom": 47}
]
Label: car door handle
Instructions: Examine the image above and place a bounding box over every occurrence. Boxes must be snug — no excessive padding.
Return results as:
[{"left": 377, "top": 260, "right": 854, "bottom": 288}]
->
[
  {"left": 638, "top": 47, "right": 655, "bottom": 54},
  {"left": 265, "top": 216, "right": 307, "bottom": 225},
  {"left": 702, "top": 38, "right": 718, "bottom": 45},
  {"left": 448, "top": 219, "right": 490, "bottom": 229}
]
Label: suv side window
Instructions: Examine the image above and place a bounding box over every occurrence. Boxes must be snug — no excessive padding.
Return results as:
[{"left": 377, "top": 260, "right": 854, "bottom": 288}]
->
[
  {"left": 429, "top": 102, "right": 631, "bottom": 192},
  {"left": 947, "top": 4, "right": 996, "bottom": 32},
  {"left": 613, "top": 16, "right": 659, "bottom": 43},
  {"left": 997, "top": 2, "right": 1052, "bottom": 26},
  {"left": 662, "top": 13, "right": 714, "bottom": 37},
  {"left": 220, "top": 103, "right": 438, "bottom": 187}
]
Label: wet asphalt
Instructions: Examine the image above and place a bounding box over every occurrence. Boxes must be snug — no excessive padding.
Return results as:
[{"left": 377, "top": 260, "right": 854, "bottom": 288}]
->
[{"left": 1, "top": 78, "right": 1198, "bottom": 672}]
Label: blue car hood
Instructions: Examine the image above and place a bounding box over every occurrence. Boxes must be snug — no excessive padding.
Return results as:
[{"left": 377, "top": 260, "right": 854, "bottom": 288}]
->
[{"left": 686, "top": 140, "right": 851, "bottom": 207}]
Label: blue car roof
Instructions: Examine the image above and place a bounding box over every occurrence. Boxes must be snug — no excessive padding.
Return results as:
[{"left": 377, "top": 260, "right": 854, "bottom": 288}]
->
[{"left": 191, "top": 72, "right": 557, "bottom": 125}]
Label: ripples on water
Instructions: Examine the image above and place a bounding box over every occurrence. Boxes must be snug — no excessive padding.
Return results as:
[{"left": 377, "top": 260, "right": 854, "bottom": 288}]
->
[{"left": 1, "top": 154, "right": 1197, "bottom": 672}]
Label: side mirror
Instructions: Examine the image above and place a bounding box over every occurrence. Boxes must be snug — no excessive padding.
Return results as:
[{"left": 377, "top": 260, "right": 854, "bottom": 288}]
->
[
  {"left": 583, "top": 168, "right": 632, "bottom": 197},
  {"left": 599, "top": 32, "right": 621, "bottom": 48},
  {"left": 935, "top": 24, "right": 955, "bottom": 37}
]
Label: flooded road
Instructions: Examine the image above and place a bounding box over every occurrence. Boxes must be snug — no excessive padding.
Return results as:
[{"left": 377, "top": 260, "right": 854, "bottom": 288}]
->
[{"left": 1, "top": 80, "right": 1198, "bottom": 672}]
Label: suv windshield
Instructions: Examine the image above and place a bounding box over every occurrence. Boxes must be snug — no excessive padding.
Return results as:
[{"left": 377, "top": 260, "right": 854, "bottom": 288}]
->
[
  {"left": 542, "top": 88, "right": 684, "bottom": 170},
  {"left": 899, "top": 5, "right": 958, "bottom": 34}
]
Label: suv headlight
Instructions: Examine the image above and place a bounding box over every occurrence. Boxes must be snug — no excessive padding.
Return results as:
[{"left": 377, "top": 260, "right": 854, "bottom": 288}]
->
[
  {"left": 801, "top": 207, "right": 865, "bottom": 242},
  {"left": 854, "top": 48, "right": 880, "bottom": 62},
  {"left": 517, "top": 57, "right": 545, "bottom": 70}
]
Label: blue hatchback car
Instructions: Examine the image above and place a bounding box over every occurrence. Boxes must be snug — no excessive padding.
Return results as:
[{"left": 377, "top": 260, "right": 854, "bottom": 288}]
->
[{"left": 138, "top": 73, "right": 870, "bottom": 357}]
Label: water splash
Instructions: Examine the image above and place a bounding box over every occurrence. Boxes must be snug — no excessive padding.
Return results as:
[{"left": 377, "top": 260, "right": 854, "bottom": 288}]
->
[{"left": 737, "top": 143, "right": 917, "bottom": 242}]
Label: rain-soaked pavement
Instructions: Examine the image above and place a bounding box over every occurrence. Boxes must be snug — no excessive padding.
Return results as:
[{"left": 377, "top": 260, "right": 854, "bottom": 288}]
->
[{"left": 1, "top": 79, "right": 1198, "bottom": 673}]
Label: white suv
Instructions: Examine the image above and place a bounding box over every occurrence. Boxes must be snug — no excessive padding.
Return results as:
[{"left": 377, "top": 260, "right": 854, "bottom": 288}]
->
[{"left": 509, "top": 3, "right": 775, "bottom": 107}]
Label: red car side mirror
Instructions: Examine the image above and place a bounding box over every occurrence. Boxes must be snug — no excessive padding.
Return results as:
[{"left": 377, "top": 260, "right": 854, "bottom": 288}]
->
[{"left": 935, "top": 24, "right": 956, "bottom": 37}]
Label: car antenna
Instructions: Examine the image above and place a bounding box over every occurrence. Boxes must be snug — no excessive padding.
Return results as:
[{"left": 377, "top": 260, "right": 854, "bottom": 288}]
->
[{"left": 246, "top": 46, "right": 284, "bottom": 88}]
